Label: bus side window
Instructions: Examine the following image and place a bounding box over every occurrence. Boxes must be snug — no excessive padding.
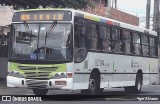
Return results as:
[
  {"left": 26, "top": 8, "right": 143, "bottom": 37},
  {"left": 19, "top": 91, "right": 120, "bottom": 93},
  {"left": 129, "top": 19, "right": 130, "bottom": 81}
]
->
[
  {"left": 74, "top": 19, "right": 86, "bottom": 48},
  {"left": 87, "top": 22, "right": 99, "bottom": 51},
  {"left": 142, "top": 35, "right": 149, "bottom": 56},
  {"left": 74, "top": 18, "right": 87, "bottom": 62},
  {"left": 133, "top": 33, "right": 142, "bottom": 55},
  {"left": 100, "top": 25, "right": 111, "bottom": 52},
  {"left": 122, "top": 30, "right": 132, "bottom": 54},
  {"left": 150, "top": 37, "right": 158, "bottom": 57},
  {"left": 111, "top": 28, "right": 123, "bottom": 53}
]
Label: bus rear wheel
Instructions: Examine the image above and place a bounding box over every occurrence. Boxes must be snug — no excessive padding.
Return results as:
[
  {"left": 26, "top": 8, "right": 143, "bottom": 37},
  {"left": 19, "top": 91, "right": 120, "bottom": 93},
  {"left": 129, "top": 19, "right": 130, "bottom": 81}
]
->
[
  {"left": 125, "top": 72, "right": 142, "bottom": 94},
  {"left": 32, "top": 88, "right": 48, "bottom": 95}
]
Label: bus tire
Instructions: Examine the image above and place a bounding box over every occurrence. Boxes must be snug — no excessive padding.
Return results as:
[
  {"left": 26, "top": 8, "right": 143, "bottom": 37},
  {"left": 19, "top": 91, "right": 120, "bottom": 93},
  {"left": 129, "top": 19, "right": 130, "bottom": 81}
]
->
[
  {"left": 32, "top": 88, "right": 48, "bottom": 95},
  {"left": 88, "top": 73, "right": 100, "bottom": 95},
  {"left": 125, "top": 72, "right": 142, "bottom": 94},
  {"left": 134, "top": 72, "right": 142, "bottom": 93}
]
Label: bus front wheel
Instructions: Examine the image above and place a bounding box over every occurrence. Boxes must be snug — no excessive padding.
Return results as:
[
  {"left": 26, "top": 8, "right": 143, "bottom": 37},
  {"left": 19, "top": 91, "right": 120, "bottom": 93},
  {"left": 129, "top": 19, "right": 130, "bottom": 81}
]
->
[
  {"left": 32, "top": 88, "right": 48, "bottom": 95},
  {"left": 88, "top": 73, "right": 100, "bottom": 95},
  {"left": 81, "top": 72, "right": 101, "bottom": 95}
]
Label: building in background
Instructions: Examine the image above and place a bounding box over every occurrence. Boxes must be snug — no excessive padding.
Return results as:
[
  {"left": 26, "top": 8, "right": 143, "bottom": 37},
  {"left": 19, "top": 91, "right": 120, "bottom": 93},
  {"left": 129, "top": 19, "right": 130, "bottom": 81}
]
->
[
  {"left": 0, "top": 5, "right": 14, "bottom": 57},
  {"left": 0, "top": 5, "right": 15, "bottom": 80},
  {"left": 83, "top": 0, "right": 139, "bottom": 26}
]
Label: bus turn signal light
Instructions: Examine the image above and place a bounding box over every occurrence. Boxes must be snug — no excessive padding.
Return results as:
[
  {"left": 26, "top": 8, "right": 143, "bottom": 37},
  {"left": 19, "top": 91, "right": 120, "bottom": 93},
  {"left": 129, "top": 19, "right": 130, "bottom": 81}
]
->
[{"left": 67, "top": 73, "right": 72, "bottom": 78}]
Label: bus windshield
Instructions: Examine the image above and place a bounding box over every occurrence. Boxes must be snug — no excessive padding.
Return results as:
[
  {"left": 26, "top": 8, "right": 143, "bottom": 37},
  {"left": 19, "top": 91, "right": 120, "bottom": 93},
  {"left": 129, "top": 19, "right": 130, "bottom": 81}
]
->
[{"left": 10, "top": 23, "right": 73, "bottom": 63}]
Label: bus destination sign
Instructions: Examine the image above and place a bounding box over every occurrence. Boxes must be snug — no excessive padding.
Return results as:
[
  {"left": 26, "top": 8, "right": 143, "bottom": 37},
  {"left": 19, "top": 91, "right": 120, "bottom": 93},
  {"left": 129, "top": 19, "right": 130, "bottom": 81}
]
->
[
  {"left": 12, "top": 10, "right": 72, "bottom": 22},
  {"left": 21, "top": 13, "right": 64, "bottom": 21}
]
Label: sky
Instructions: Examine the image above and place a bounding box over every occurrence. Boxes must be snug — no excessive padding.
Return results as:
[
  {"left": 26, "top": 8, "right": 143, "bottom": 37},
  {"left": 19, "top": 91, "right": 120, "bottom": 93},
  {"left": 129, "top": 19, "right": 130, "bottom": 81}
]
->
[{"left": 117, "top": 0, "right": 154, "bottom": 28}]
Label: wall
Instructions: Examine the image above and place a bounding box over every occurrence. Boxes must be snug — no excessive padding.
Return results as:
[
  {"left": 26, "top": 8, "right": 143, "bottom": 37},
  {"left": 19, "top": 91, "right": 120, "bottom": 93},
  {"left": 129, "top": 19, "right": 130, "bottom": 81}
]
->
[
  {"left": 0, "top": 6, "right": 12, "bottom": 80},
  {"left": 83, "top": 0, "right": 139, "bottom": 26},
  {"left": 0, "top": 58, "right": 8, "bottom": 80},
  {"left": 0, "top": 6, "right": 14, "bottom": 27},
  {"left": 108, "top": 8, "right": 139, "bottom": 26}
]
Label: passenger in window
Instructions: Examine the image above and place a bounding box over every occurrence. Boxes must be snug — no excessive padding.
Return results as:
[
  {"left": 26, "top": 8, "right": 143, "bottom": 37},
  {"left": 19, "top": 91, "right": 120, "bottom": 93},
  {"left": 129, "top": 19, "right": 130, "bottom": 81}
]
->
[
  {"left": 133, "top": 44, "right": 141, "bottom": 55},
  {"left": 113, "top": 41, "right": 123, "bottom": 53},
  {"left": 88, "top": 23, "right": 98, "bottom": 50},
  {"left": 124, "top": 42, "right": 132, "bottom": 54},
  {"left": 102, "top": 39, "right": 111, "bottom": 51},
  {"left": 142, "top": 46, "right": 149, "bottom": 56},
  {"left": 90, "top": 37, "right": 98, "bottom": 50}
]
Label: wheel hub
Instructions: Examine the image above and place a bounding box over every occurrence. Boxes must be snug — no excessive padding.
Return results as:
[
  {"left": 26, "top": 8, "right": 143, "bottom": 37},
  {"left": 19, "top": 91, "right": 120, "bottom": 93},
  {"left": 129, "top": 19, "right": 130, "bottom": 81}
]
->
[
  {"left": 89, "top": 79, "right": 96, "bottom": 92},
  {"left": 137, "top": 79, "right": 141, "bottom": 91}
]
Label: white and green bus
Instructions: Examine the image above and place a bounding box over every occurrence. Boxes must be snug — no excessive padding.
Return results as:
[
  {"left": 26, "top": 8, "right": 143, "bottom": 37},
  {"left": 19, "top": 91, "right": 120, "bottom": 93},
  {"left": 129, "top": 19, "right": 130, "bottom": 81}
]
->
[{"left": 7, "top": 8, "right": 158, "bottom": 95}]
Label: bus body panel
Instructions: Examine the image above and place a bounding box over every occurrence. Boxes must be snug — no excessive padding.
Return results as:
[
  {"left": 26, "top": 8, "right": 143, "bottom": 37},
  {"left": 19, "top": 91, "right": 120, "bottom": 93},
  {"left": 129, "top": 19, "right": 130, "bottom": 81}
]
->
[
  {"left": 7, "top": 62, "right": 74, "bottom": 89},
  {"left": 7, "top": 76, "right": 73, "bottom": 89},
  {"left": 73, "top": 55, "right": 89, "bottom": 90},
  {"left": 73, "top": 52, "right": 158, "bottom": 90},
  {"left": 148, "top": 58, "right": 159, "bottom": 84}
]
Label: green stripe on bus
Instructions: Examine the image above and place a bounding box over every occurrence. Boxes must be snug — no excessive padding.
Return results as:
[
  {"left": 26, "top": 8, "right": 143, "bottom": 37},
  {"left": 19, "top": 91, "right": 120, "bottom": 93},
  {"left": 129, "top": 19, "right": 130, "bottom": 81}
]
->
[
  {"left": 19, "top": 8, "right": 63, "bottom": 12},
  {"left": 93, "top": 17, "right": 100, "bottom": 22},
  {"left": 113, "top": 61, "right": 115, "bottom": 71}
]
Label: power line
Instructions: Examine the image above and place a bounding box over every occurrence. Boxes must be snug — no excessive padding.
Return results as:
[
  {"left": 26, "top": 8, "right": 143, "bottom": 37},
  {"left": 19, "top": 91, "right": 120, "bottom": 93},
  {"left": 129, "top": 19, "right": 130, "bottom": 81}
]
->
[
  {"left": 6, "top": 0, "right": 20, "bottom": 7},
  {"left": 8, "top": 6, "right": 14, "bottom": 13},
  {"left": 19, "top": 0, "right": 37, "bottom": 8}
]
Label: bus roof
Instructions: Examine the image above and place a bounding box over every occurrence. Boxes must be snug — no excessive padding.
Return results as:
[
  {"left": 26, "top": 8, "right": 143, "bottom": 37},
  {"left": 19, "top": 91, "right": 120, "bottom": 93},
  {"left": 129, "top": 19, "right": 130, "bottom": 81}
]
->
[
  {"left": 16, "top": 8, "right": 157, "bottom": 36},
  {"left": 73, "top": 9, "right": 157, "bottom": 36}
]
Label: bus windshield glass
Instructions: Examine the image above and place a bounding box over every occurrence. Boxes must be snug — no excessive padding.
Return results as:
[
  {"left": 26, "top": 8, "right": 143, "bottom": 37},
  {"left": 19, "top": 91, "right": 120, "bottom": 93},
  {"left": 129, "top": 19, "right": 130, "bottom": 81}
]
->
[{"left": 10, "top": 23, "right": 73, "bottom": 63}]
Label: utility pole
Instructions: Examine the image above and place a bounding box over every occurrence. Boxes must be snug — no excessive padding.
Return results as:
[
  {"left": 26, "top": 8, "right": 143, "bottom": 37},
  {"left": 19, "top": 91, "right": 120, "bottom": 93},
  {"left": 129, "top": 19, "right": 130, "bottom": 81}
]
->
[
  {"left": 146, "top": 0, "right": 151, "bottom": 29},
  {"left": 153, "top": 0, "right": 160, "bottom": 85},
  {"left": 115, "top": 0, "right": 117, "bottom": 9},
  {"left": 153, "top": 0, "right": 159, "bottom": 32}
]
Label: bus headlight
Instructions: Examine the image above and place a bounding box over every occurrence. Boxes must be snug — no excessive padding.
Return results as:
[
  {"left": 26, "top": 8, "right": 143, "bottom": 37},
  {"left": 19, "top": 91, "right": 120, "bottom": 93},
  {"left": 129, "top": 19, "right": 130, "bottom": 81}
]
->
[
  {"left": 9, "top": 71, "right": 24, "bottom": 78},
  {"left": 51, "top": 72, "right": 67, "bottom": 79},
  {"left": 55, "top": 73, "right": 60, "bottom": 78},
  {"left": 10, "top": 71, "right": 15, "bottom": 76},
  {"left": 61, "top": 72, "right": 67, "bottom": 78}
]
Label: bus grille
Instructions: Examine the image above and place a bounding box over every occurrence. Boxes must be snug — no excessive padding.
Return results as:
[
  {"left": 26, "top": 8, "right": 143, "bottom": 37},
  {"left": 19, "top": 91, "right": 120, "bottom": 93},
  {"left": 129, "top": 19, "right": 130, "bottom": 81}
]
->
[
  {"left": 18, "top": 66, "right": 57, "bottom": 79},
  {"left": 24, "top": 72, "right": 51, "bottom": 79},
  {"left": 26, "top": 79, "right": 48, "bottom": 89}
]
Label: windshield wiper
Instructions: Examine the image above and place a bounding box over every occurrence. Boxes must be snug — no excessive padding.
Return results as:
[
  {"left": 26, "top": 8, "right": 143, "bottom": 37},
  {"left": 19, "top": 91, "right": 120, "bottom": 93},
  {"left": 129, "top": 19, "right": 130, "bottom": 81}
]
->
[
  {"left": 22, "top": 21, "right": 34, "bottom": 45},
  {"left": 23, "top": 21, "right": 30, "bottom": 32},
  {"left": 44, "top": 21, "right": 57, "bottom": 46}
]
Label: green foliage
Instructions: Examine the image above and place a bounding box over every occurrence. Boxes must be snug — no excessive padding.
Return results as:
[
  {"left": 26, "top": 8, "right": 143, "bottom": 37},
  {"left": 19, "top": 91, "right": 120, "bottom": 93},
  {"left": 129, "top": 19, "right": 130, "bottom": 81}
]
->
[
  {"left": 53, "top": 0, "right": 91, "bottom": 9},
  {"left": 0, "top": 0, "right": 91, "bottom": 9}
]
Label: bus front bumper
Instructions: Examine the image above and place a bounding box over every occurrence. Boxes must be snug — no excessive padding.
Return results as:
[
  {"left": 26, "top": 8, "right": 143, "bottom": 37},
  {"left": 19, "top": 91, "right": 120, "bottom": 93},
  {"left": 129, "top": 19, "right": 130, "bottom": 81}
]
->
[{"left": 7, "top": 76, "right": 73, "bottom": 89}]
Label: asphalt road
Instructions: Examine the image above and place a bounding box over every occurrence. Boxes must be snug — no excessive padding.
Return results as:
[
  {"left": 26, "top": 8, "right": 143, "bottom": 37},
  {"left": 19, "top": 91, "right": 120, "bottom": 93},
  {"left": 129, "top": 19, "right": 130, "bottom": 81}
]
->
[
  {"left": 1, "top": 81, "right": 160, "bottom": 104},
  {"left": 1, "top": 101, "right": 160, "bottom": 104},
  {"left": 1, "top": 81, "right": 160, "bottom": 96}
]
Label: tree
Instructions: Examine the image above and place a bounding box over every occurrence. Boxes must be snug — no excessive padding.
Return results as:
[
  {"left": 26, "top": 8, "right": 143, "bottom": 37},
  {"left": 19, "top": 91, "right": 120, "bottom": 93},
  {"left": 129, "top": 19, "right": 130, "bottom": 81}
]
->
[{"left": 0, "top": 0, "right": 91, "bottom": 9}]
